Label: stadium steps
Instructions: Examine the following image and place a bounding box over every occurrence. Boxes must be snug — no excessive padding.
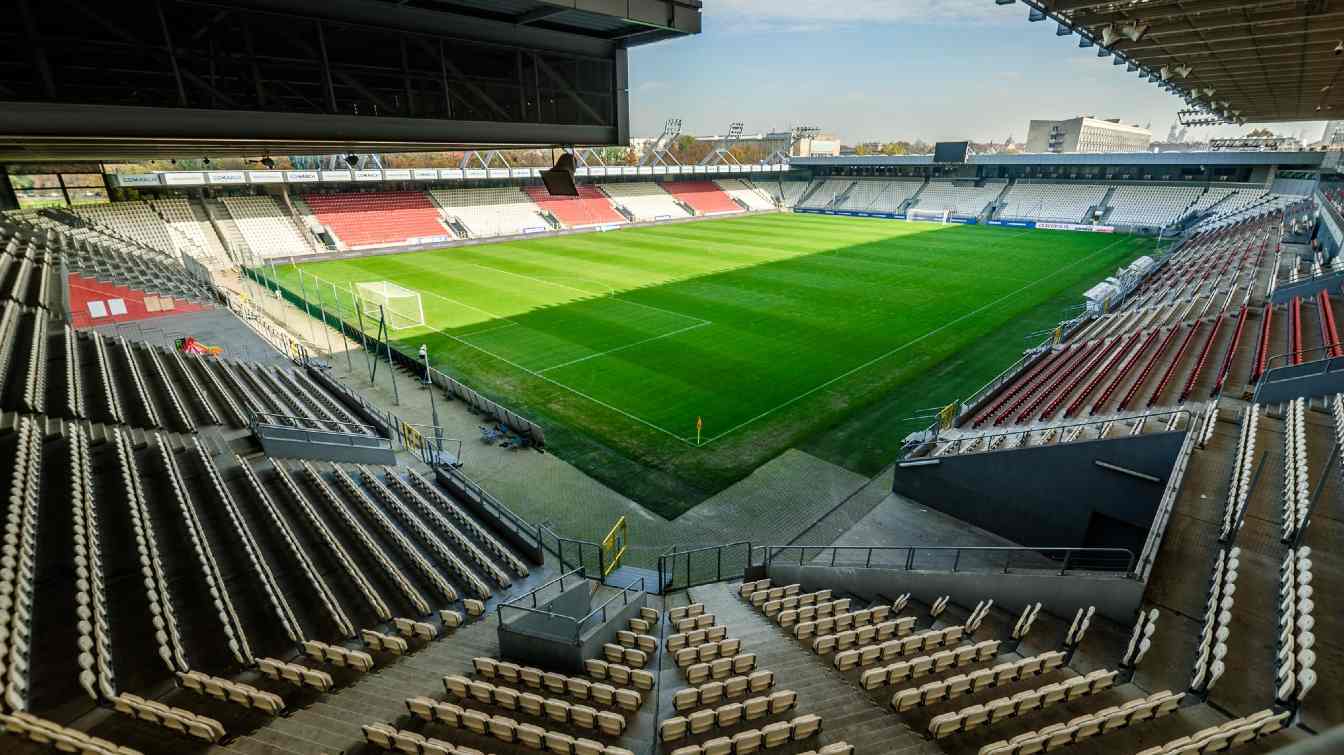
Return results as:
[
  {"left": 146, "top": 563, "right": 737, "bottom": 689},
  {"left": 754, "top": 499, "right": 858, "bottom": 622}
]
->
[
  {"left": 687, "top": 582, "right": 925, "bottom": 753},
  {"left": 792, "top": 179, "right": 827, "bottom": 209}
]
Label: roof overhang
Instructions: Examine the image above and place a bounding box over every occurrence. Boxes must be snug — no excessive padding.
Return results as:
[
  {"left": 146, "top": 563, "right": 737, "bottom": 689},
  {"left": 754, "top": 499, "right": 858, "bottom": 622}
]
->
[{"left": 1016, "top": 1, "right": 1340, "bottom": 123}]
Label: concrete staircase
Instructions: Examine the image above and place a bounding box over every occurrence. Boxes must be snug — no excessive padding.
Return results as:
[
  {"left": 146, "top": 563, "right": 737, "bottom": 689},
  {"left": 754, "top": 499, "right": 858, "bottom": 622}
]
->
[{"left": 685, "top": 582, "right": 921, "bottom": 753}]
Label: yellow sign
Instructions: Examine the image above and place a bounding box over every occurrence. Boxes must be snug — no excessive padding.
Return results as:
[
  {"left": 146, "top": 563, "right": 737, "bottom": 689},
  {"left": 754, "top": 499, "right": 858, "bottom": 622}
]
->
[
  {"left": 601, "top": 516, "right": 629, "bottom": 577},
  {"left": 938, "top": 403, "right": 958, "bottom": 430},
  {"left": 401, "top": 421, "right": 425, "bottom": 453}
]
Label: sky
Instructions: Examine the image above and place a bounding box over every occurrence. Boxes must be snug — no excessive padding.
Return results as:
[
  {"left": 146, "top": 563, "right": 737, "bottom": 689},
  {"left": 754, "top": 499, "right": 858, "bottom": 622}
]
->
[{"left": 626, "top": 0, "right": 1326, "bottom": 145}]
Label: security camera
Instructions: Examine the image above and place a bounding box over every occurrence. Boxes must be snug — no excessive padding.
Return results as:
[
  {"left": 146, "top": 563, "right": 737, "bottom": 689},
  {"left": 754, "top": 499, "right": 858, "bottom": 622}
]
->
[{"left": 1334, "top": 40, "right": 1343, "bottom": 55}]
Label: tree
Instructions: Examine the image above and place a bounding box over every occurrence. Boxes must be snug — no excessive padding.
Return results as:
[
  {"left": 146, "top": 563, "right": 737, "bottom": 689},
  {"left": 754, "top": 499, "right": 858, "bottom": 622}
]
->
[{"left": 1246, "top": 128, "right": 1275, "bottom": 138}]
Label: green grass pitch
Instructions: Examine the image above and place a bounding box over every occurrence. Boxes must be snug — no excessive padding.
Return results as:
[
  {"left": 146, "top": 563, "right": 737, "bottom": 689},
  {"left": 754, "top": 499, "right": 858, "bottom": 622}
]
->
[{"left": 270, "top": 213, "right": 1149, "bottom": 517}]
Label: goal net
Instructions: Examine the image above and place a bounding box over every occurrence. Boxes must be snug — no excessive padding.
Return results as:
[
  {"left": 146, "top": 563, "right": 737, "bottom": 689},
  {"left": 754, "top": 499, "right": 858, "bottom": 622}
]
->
[
  {"left": 354, "top": 281, "right": 425, "bottom": 331},
  {"left": 906, "top": 208, "right": 951, "bottom": 224}
]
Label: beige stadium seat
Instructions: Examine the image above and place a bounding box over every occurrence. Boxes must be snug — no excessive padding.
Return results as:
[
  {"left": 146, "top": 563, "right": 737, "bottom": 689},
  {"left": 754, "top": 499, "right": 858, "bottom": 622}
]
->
[
  {"left": 520, "top": 692, "right": 545, "bottom": 716},
  {"left": 792, "top": 714, "right": 822, "bottom": 740},
  {"left": 661, "top": 716, "right": 688, "bottom": 742},
  {"left": 748, "top": 670, "right": 774, "bottom": 692},
  {"left": 762, "top": 720, "right": 792, "bottom": 748},
  {"left": 716, "top": 702, "right": 743, "bottom": 728},
  {"left": 701, "top": 681, "right": 725, "bottom": 705},
  {"left": 733, "top": 728, "right": 763, "bottom": 754},
  {"left": 703, "top": 736, "right": 732, "bottom": 755},
  {"left": 744, "top": 696, "right": 769, "bottom": 720},
  {"left": 574, "top": 738, "right": 604, "bottom": 755},
  {"left": 545, "top": 731, "right": 576, "bottom": 753},
  {"left": 689, "top": 708, "right": 715, "bottom": 734}
]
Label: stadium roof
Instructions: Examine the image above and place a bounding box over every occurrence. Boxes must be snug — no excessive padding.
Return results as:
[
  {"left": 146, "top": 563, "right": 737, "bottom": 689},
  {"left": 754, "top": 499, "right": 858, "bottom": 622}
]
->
[
  {"left": 0, "top": 0, "right": 702, "bottom": 161},
  {"left": 1021, "top": 1, "right": 1341, "bottom": 122},
  {"left": 793, "top": 150, "right": 1327, "bottom": 167}
]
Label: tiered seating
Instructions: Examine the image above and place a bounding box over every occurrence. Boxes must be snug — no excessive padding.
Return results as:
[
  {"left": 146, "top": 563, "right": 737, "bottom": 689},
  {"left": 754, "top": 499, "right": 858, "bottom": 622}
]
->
[
  {"left": 301, "top": 190, "right": 452, "bottom": 248},
  {"left": 598, "top": 182, "right": 691, "bottom": 221},
  {"left": 1281, "top": 398, "right": 1310, "bottom": 542},
  {"left": 671, "top": 671, "right": 777, "bottom": 712},
  {"left": 1106, "top": 184, "right": 1203, "bottom": 227},
  {"left": 860, "top": 641, "right": 1006, "bottom": 690},
  {"left": 996, "top": 182, "right": 1108, "bottom": 223},
  {"left": 926, "top": 668, "right": 1119, "bottom": 738},
  {"left": 440, "top": 674, "right": 628, "bottom": 737},
  {"left": 796, "top": 179, "right": 852, "bottom": 210},
  {"left": 834, "top": 179, "right": 921, "bottom": 213},
  {"left": 0, "top": 221, "right": 65, "bottom": 312},
  {"left": 220, "top": 194, "right": 313, "bottom": 258},
  {"left": 582, "top": 658, "right": 657, "bottom": 691},
  {"left": 470, "top": 657, "right": 644, "bottom": 711},
  {"left": 147, "top": 196, "right": 230, "bottom": 268},
  {"left": 662, "top": 181, "right": 743, "bottom": 215},
  {"left": 0, "top": 710, "right": 141, "bottom": 754},
  {"left": 714, "top": 179, "right": 775, "bottom": 211},
  {"left": 1190, "top": 545, "right": 1239, "bottom": 694},
  {"left": 1136, "top": 709, "right": 1290, "bottom": 755},
  {"left": 2, "top": 417, "right": 41, "bottom": 712},
  {"left": 110, "top": 693, "right": 225, "bottom": 743},
  {"left": 1220, "top": 406, "right": 1260, "bottom": 540},
  {"left": 776, "top": 180, "right": 812, "bottom": 208},
  {"left": 1276, "top": 545, "right": 1316, "bottom": 703},
  {"left": 73, "top": 201, "right": 176, "bottom": 254},
  {"left": 909, "top": 181, "right": 1004, "bottom": 217},
  {"left": 523, "top": 185, "right": 625, "bottom": 227},
  {"left": 658, "top": 692, "right": 804, "bottom": 742},
  {"left": 891, "top": 650, "right": 1064, "bottom": 711},
  {"left": 432, "top": 187, "right": 549, "bottom": 238},
  {"left": 980, "top": 689, "right": 1183, "bottom": 754}
]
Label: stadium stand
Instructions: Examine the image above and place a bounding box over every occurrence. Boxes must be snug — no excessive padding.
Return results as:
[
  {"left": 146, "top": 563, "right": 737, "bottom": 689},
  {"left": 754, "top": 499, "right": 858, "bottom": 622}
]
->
[
  {"left": 995, "top": 182, "right": 1109, "bottom": 223},
  {"left": 220, "top": 195, "right": 314, "bottom": 259},
  {"left": 72, "top": 201, "right": 176, "bottom": 257},
  {"left": 430, "top": 186, "right": 550, "bottom": 238},
  {"left": 598, "top": 182, "right": 692, "bottom": 221},
  {"left": 662, "top": 181, "right": 743, "bottom": 215},
  {"left": 796, "top": 179, "right": 854, "bottom": 210},
  {"left": 146, "top": 196, "right": 232, "bottom": 269},
  {"left": 298, "top": 191, "right": 453, "bottom": 248},
  {"left": 1105, "top": 184, "right": 1205, "bottom": 229},
  {"left": 714, "top": 179, "right": 776, "bottom": 211},
  {"left": 522, "top": 185, "right": 625, "bottom": 228},
  {"left": 835, "top": 179, "right": 922, "bottom": 214},
  {"left": 908, "top": 180, "right": 1006, "bottom": 218}
]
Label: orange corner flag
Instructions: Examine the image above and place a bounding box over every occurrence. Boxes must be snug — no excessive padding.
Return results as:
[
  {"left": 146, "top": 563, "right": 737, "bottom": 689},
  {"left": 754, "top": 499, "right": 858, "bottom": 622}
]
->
[{"left": 695, "top": 416, "right": 703, "bottom": 445}]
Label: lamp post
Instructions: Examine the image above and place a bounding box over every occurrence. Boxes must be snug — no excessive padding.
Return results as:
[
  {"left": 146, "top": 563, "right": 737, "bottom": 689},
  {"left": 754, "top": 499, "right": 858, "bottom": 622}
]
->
[{"left": 419, "top": 344, "right": 443, "bottom": 457}]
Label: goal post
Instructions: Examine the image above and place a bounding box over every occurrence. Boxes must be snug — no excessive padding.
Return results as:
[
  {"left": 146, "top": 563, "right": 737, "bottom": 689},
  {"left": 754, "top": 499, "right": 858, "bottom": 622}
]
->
[
  {"left": 354, "top": 281, "right": 425, "bottom": 331},
  {"left": 906, "top": 208, "right": 951, "bottom": 224}
]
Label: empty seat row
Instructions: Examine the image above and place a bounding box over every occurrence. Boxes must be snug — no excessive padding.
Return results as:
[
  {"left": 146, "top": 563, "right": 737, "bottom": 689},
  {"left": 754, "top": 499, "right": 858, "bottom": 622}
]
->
[
  {"left": 361, "top": 629, "right": 411, "bottom": 656},
  {"left": 581, "top": 659, "right": 656, "bottom": 691},
  {"left": 1281, "top": 398, "right": 1309, "bottom": 542},
  {"left": 675, "top": 638, "right": 743, "bottom": 667},
  {"left": 69, "top": 425, "right": 116, "bottom": 704},
  {"left": 271, "top": 461, "right": 393, "bottom": 622},
  {"left": 441, "top": 675, "right": 626, "bottom": 736},
  {"left": 979, "top": 689, "right": 1182, "bottom": 754},
  {"left": 301, "top": 461, "right": 433, "bottom": 615},
  {"left": 465, "top": 662, "right": 643, "bottom": 712},
  {"left": 927, "top": 669, "right": 1118, "bottom": 738},
  {"left": 892, "top": 649, "right": 1066, "bottom": 711},
  {"left": 279, "top": 368, "right": 367, "bottom": 434},
  {"left": 118, "top": 338, "right": 162, "bottom": 428},
  {"left": 257, "top": 656, "right": 338, "bottom": 691},
  {"left": 668, "top": 602, "right": 709, "bottom": 622},
  {"left": 761, "top": 588, "right": 832, "bottom": 617},
  {"left": 140, "top": 343, "right": 192, "bottom": 430},
  {"left": 154, "top": 435, "right": 253, "bottom": 667},
  {"left": 403, "top": 468, "right": 531, "bottom": 579},
  {"left": 659, "top": 689, "right": 798, "bottom": 741},
  {"left": 113, "top": 428, "right": 190, "bottom": 675},
  {"left": 685, "top": 653, "right": 758, "bottom": 685},
  {"left": 745, "top": 584, "right": 800, "bottom": 608},
  {"left": 738, "top": 579, "right": 773, "bottom": 599},
  {"left": 614, "top": 629, "right": 658, "bottom": 654},
  {"left": 398, "top": 699, "right": 635, "bottom": 754},
  {"left": 393, "top": 616, "right": 443, "bottom": 641},
  {"left": 0, "top": 710, "right": 140, "bottom": 755},
  {"left": 859, "top": 640, "right": 1005, "bottom": 689},
  {"left": 1219, "top": 405, "right": 1258, "bottom": 544},
  {"left": 667, "top": 625, "right": 729, "bottom": 651},
  {"left": 177, "top": 670, "right": 284, "bottom": 715},
  {"left": 89, "top": 331, "right": 125, "bottom": 425},
  {"left": 673, "top": 743, "right": 849, "bottom": 755},
  {"left": 355, "top": 465, "right": 486, "bottom": 601},
  {"left": 810, "top": 612, "right": 908, "bottom": 655},
  {"left": 672, "top": 671, "right": 776, "bottom": 712},
  {"left": 664, "top": 714, "right": 822, "bottom": 755},
  {"left": 823, "top": 623, "right": 964, "bottom": 663},
  {"left": 1276, "top": 545, "right": 1316, "bottom": 703},
  {"left": 1191, "top": 545, "right": 1239, "bottom": 693},
  {"left": 380, "top": 468, "right": 513, "bottom": 589},
  {"left": 111, "top": 693, "right": 224, "bottom": 743},
  {"left": 788, "top": 600, "right": 869, "bottom": 634},
  {"left": 182, "top": 352, "right": 246, "bottom": 427},
  {"left": 63, "top": 325, "right": 86, "bottom": 419},
  {"left": 1135, "top": 708, "right": 1289, "bottom": 755}
]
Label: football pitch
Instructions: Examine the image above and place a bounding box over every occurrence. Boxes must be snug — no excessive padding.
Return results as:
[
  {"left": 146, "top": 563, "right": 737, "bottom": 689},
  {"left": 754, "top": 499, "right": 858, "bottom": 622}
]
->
[{"left": 270, "top": 213, "right": 1149, "bottom": 515}]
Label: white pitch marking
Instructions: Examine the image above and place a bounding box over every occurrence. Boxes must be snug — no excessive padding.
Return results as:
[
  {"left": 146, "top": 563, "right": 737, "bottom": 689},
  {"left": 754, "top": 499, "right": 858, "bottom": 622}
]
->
[
  {"left": 538, "top": 321, "right": 712, "bottom": 374},
  {"left": 461, "top": 261, "right": 711, "bottom": 326}
]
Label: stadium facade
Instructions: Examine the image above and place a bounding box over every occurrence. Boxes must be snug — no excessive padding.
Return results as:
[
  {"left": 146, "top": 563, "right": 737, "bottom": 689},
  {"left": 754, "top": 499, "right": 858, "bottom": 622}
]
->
[{"left": 1025, "top": 116, "right": 1153, "bottom": 154}]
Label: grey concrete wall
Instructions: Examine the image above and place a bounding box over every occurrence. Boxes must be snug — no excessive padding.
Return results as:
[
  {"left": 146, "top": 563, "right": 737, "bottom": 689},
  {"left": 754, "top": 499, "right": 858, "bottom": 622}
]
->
[
  {"left": 893, "top": 430, "right": 1185, "bottom": 557},
  {"left": 498, "top": 580, "right": 647, "bottom": 673},
  {"left": 255, "top": 427, "right": 397, "bottom": 465},
  {"left": 1269, "top": 270, "right": 1344, "bottom": 304},
  {"left": 768, "top": 563, "right": 1145, "bottom": 625},
  {"left": 1255, "top": 358, "right": 1344, "bottom": 403},
  {"left": 578, "top": 592, "right": 647, "bottom": 662}
]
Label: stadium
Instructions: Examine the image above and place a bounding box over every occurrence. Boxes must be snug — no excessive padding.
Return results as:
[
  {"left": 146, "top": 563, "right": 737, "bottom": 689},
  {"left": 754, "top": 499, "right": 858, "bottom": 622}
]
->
[{"left": 0, "top": 1, "right": 1339, "bottom": 754}]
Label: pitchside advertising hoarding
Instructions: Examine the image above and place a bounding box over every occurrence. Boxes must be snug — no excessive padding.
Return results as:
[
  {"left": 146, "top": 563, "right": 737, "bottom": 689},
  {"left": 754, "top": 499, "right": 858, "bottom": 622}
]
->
[{"left": 1036, "top": 222, "right": 1116, "bottom": 233}]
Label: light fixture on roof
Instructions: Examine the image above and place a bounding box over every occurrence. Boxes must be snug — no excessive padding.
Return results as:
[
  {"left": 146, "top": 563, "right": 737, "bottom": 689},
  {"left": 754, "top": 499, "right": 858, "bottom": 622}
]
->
[
  {"left": 1120, "top": 21, "right": 1149, "bottom": 42},
  {"left": 345, "top": 154, "right": 359, "bottom": 167},
  {"left": 1203, "top": 87, "right": 1216, "bottom": 98},
  {"left": 1174, "top": 64, "right": 1192, "bottom": 78},
  {"left": 1335, "top": 40, "right": 1344, "bottom": 56},
  {"left": 1101, "top": 25, "right": 1120, "bottom": 47},
  {"left": 1159, "top": 65, "right": 1171, "bottom": 81}
]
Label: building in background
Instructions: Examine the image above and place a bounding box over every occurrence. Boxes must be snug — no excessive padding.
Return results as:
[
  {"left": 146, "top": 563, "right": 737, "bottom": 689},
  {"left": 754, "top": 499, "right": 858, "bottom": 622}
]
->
[{"left": 1026, "top": 116, "right": 1152, "bottom": 154}]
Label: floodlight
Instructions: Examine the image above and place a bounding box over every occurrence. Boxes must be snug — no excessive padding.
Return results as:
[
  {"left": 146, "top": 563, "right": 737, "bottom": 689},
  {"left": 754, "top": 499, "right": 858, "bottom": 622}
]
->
[{"left": 345, "top": 154, "right": 359, "bottom": 167}]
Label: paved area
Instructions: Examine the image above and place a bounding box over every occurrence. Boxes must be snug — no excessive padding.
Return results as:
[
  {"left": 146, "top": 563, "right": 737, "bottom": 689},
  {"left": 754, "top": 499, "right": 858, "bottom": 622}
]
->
[{"left": 94, "top": 308, "right": 292, "bottom": 366}]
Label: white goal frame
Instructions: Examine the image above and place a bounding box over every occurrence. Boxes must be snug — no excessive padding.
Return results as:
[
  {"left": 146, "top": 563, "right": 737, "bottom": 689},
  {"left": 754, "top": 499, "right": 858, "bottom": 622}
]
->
[
  {"left": 354, "top": 281, "right": 425, "bottom": 331},
  {"left": 906, "top": 208, "right": 952, "bottom": 224}
]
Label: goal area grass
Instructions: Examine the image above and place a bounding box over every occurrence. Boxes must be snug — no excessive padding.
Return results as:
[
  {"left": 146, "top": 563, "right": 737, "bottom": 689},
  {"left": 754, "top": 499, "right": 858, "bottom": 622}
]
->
[{"left": 270, "top": 213, "right": 1149, "bottom": 518}]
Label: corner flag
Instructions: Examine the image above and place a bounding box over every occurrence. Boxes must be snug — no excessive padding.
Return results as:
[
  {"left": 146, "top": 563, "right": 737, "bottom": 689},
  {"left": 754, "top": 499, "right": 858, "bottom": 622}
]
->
[{"left": 696, "top": 416, "right": 703, "bottom": 445}]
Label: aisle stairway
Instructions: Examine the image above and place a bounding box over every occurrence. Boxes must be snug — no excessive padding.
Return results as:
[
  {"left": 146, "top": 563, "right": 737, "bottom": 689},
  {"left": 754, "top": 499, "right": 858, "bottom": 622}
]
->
[{"left": 684, "top": 582, "right": 921, "bottom": 753}]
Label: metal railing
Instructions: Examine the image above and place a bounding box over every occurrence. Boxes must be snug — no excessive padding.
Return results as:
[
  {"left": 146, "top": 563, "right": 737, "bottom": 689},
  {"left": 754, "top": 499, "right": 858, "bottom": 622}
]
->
[
  {"left": 539, "top": 524, "right": 606, "bottom": 577},
  {"left": 436, "top": 464, "right": 543, "bottom": 558},
  {"left": 752, "top": 544, "right": 1137, "bottom": 577},
  {"left": 923, "top": 408, "right": 1193, "bottom": 459},
  {"left": 1264, "top": 345, "right": 1344, "bottom": 373},
  {"left": 658, "top": 541, "right": 753, "bottom": 593},
  {"left": 496, "top": 568, "right": 646, "bottom": 644}
]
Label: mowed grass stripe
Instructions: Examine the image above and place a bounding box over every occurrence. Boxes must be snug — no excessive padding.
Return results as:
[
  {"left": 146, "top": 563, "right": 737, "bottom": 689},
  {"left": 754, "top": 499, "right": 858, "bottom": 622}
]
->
[{"left": 275, "top": 215, "right": 1145, "bottom": 507}]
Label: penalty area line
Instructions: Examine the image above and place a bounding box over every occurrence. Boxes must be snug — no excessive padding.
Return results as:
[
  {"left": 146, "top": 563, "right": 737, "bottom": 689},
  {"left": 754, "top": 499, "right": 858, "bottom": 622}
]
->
[{"left": 537, "top": 321, "right": 712, "bottom": 374}]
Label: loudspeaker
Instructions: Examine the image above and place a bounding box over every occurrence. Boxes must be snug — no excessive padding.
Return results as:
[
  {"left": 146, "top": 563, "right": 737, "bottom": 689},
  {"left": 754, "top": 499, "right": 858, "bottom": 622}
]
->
[{"left": 540, "top": 153, "right": 579, "bottom": 196}]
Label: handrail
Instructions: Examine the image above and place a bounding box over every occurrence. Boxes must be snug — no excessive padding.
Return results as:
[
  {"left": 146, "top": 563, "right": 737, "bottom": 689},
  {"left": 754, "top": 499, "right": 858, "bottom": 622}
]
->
[
  {"left": 752, "top": 544, "right": 1137, "bottom": 577},
  {"left": 250, "top": 410, "right": 380, "bottom": 436},
  {"left": 496, "top": 568, "right": 646, "bottom": 644},
  {"left": 538, "top": 523, "right": 606, "bottom": 579},
  {"left": 923, "top": 408, "right": 1193, "bottom": 459},
  {"left": 1265, "top": 345, "right": 1344, "bottom": 373},
  {"left": 658, "top": 541, "right": 753, "bottom": 592}
]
